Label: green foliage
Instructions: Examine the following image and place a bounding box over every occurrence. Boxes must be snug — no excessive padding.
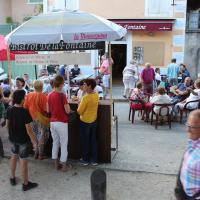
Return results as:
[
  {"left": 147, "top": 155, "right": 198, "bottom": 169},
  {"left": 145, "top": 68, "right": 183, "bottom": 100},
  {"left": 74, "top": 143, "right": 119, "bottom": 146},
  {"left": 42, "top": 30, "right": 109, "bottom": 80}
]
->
[{"left": 5, "top": 17, "right": 13, "bottom": 24}]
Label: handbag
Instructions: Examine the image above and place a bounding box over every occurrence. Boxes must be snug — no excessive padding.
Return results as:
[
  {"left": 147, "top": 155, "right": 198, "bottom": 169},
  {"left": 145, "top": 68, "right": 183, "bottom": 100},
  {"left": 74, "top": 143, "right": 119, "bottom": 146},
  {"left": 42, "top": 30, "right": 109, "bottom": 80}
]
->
[
  {"left": 68, "top": 110, "right": 77, "bottom": 123},
  {"left": 35, "top": 111, "right": 50, "bottom": 128},
  {"left": 34, "top": 94, "right": 50, "bottom": 128},
  {"left": 59, "top": 93, "right": 77, "bottom": 123}
]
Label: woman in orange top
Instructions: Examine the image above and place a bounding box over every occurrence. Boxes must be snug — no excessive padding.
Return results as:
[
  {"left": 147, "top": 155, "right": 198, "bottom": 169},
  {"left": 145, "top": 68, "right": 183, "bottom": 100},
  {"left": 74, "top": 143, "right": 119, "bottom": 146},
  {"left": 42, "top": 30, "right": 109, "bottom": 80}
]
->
[{"left": 24, "top": 80, "right": 48, "bottom": 159}]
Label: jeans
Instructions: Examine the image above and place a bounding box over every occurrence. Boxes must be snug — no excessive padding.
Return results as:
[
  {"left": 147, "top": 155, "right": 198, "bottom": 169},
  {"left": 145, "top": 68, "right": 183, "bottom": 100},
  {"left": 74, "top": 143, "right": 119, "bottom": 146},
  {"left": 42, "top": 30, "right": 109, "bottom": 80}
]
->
[{"left": 80, "top": 121, "right": 97, "bottom": 162}]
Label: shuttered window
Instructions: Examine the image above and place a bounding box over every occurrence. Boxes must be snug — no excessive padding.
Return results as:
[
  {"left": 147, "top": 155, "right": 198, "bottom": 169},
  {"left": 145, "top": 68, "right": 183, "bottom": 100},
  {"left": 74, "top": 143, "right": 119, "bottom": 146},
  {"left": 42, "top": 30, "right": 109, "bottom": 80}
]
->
[
  {"left": 145, "top": 0, "right": 172, "bottom": 17},
  {"left": 27, "top": 0, "right": 43, "bottom": 4}
]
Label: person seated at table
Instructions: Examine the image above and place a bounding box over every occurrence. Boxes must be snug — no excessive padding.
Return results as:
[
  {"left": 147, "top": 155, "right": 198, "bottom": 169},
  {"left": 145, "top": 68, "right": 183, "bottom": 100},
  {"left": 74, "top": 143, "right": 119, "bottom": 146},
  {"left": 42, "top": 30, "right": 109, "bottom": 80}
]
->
[
  {"left": 174, "top": 79, "right": 200, "bottom": 115},
  {"left": 150, "top": 86, "right": 172, "bottom": 116},
  {"left": 71, "top": 79, "right": 86, "bottom": 102},
  {"left": 59, "top": 64, "right": 67, "bottom": 80},
  {"left": 130, "top": 82, "right": 151, "bottom": 120},
  {"left": 159, "top": 76, "right": 171, "bottom": 94},
  {"left": 94, "top": 78, "right": 103, "bottom": 99},
  {"left": 170, "top": 77, "right": 192, "bottom": 104},
  {"left": 179, "top": 63, "right": 190, "bottom": 83},
  {"left": 39, "top": 66, "right": 49, "bottom": 78},
  {"left": 23, "top": 73, "right": 33, "bottom": 91},
  {"left": 70, "top": 64, "right": 81, "bottom": 79}
]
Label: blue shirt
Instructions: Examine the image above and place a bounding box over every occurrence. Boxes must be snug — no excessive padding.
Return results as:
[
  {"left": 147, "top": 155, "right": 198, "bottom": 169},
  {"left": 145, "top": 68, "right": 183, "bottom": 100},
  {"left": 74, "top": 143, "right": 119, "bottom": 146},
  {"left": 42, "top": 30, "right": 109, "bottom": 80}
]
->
[{"left": 167, "top": 63, "right": 179, "bottom": 79}]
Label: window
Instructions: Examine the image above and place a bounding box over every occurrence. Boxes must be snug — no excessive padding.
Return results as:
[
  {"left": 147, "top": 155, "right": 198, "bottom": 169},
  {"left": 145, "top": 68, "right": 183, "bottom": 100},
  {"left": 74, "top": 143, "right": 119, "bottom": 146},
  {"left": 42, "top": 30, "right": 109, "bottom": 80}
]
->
[
  {"left": 187, "top": 12, "right": 200, "bottom": 30},
  {"left": 145, "top": 0, "right": 172, "bottom": 17},
  {"left": 27, "top": 0, "right": 43, "bottom": 4}
]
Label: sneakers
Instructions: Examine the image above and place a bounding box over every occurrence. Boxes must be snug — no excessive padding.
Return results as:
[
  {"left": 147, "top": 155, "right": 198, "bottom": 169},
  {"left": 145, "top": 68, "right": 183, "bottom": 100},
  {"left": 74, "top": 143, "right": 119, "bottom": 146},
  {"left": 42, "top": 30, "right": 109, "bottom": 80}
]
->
[
  {"left": 79, "top": 159, "right": 89, "bottom": 166},
  {"left": 90, "top": 162, "right": 98, "bottom": 166},
  {"left": 22, "top": 181, "right": 38, "bottom": 191},
  {"left": 10, "top": 177, "right": 16, "bottom": 186}
]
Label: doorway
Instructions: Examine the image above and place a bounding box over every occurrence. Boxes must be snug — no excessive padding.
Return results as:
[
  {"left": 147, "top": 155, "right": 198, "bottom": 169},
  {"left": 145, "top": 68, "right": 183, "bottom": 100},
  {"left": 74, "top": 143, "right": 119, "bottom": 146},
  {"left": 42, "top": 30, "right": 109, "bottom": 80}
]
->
[{"left": 111, "top": 44, "right": 127, "bottom": 83}]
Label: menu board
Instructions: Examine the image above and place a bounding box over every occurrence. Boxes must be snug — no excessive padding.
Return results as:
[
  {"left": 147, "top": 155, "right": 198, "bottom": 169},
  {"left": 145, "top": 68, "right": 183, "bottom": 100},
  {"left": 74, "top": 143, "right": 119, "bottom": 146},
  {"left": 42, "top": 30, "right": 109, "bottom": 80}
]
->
[{"left": 133, "top": 46, "right": 144, "bottom": 64}]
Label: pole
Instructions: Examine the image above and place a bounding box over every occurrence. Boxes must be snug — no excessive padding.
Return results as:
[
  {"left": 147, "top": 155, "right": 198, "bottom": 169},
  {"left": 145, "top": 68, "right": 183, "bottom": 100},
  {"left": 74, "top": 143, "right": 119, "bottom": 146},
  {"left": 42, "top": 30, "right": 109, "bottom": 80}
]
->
[
  {"left": 91, "top": 169, "right": 106, "bottom": 200},
  {"left": 67, "top": 65, "right": 70, "bottom": 99},
  {"left": 34, "top": 65, "right": 38, "bottom": 79},
  {"left": 108, "top": 42, "right": 113, "bottom": 124},
  {"left": 6, "top": 46, "right": 12, "bottom": 91}
]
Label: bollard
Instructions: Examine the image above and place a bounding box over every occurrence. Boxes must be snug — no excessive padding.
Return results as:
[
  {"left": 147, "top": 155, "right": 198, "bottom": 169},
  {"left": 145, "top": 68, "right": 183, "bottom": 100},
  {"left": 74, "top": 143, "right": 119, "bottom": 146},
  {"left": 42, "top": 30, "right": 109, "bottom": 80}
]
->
[{"left": 90, "top": 169, "right": 106, "bottom": 200}]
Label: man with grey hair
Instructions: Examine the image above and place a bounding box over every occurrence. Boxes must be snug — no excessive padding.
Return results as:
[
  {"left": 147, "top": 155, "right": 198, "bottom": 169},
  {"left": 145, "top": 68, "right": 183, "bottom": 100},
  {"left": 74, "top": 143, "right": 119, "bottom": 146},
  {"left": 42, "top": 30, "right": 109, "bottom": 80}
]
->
[{"left": 175, "top": 109, "right": 200, "bottom": 199}]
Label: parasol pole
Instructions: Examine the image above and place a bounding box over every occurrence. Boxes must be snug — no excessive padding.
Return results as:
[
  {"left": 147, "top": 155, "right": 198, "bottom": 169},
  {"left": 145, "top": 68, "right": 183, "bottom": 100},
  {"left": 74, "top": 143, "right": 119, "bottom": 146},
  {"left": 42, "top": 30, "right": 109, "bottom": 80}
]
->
[
  {"left": 67, "top": 65, "right": 71, "bottom": 99},
  {"left": 108, "top": 42, "right": 113, "bottom": 122},
  {"left": 6, "top": 45, "right": 12, "bottom": 92}
]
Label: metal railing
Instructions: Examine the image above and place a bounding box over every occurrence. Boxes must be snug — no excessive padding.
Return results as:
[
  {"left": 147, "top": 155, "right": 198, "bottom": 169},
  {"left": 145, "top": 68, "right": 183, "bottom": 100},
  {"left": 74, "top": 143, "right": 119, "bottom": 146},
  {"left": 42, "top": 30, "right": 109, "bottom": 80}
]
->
[{"left": 186, "top": 12, "right": 200, "bottom": 32}]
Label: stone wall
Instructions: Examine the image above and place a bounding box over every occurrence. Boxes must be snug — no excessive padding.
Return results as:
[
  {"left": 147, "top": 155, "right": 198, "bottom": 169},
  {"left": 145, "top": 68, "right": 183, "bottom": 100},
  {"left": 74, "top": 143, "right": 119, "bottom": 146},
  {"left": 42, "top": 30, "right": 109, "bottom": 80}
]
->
[{"left": 184, "top": 33, "right": 200, "bottom": 79}]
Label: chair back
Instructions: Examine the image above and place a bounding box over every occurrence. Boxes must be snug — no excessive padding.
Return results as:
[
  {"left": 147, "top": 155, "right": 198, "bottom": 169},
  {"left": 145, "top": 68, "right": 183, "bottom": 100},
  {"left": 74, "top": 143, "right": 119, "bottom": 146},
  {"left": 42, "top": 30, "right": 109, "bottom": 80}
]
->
[{"left": 152, "top": 103, "right": 173, "bottom": 116}]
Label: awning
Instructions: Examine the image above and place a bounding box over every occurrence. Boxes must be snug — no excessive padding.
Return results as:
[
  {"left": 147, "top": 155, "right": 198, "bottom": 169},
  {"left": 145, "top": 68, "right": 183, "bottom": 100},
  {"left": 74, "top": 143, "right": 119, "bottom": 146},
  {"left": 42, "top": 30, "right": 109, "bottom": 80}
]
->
[{"left": 109, "top": 19, "right": 175, "bottom": 32}]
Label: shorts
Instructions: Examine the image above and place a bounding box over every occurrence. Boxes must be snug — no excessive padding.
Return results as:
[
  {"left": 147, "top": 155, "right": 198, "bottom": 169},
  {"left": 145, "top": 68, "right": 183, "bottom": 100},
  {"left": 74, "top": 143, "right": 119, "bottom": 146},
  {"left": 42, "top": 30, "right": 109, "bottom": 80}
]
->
[
  {"left": 102, "top": 74, "right": 110, "bottom": 88},
  {"left": 11, "top": 143, "right": 29, "bottom": 159}
]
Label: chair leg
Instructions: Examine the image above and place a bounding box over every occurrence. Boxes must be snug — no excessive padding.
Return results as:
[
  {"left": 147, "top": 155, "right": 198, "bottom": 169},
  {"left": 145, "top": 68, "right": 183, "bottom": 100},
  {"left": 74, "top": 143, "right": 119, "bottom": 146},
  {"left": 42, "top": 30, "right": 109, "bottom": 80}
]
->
[
  {"left": 180, "top": 110, "right": 183, "bottom": 124},
  {"left": 168, "top": 114, "right": 171, "bottom": 129},
  {"left": 128, "top": 107, "right": 131, "bottom": 121},
  {"left": 151, "top": 111, "right": 153, "bottom": 125},
  {"left": 132, "top": 110, "right": 135, "bottom": 124},
  {"left": 155, "top": 115, "right": 158, "bottom": 129}
]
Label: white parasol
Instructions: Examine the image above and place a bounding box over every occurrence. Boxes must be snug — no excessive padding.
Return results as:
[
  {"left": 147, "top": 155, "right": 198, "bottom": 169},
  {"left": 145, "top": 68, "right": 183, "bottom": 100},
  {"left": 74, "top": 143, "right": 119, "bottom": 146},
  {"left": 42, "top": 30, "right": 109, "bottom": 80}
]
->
[{"left": 6, "top": 10, "right": 127, "bottom": 46}]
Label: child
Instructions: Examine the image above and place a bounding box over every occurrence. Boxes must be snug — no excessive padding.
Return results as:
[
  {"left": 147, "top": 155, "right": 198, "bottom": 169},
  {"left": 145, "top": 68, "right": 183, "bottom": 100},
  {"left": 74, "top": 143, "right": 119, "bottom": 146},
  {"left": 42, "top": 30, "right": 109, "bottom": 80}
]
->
[{"left": 6, "top": 89, "right": 38, "bottom": 191}]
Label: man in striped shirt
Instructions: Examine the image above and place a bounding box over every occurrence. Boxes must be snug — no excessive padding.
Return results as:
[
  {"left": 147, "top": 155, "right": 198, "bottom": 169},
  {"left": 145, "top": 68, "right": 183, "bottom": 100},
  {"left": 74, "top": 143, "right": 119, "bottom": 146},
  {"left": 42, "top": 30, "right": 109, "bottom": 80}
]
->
[{"left": 180, "top": 110, "right": 200, "bottom": 198}]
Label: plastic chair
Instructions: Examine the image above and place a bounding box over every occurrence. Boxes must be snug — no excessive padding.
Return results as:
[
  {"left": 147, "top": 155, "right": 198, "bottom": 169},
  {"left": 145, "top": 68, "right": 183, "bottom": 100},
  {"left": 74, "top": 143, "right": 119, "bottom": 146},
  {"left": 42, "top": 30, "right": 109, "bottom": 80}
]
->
[
  {"left": 179, "top": 99, "right": 200, "bottom": 123},
  {"left": 150, "top": 103, "right": 173, "bottom": 129},
  {"left": 128, "top": 99, "right": 146, "bottom": 123}
]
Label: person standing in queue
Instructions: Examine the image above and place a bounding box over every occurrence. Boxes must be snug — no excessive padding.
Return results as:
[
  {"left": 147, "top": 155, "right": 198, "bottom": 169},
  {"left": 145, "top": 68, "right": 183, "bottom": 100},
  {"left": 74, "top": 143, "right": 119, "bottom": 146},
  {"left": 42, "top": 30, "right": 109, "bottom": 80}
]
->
[
  {"left": 6, "top": 90, "right": 38, "bottom": 191},
  {"left": 77, "top": 79, "right": 99, "bottom": 166},
  {"left": 47, "top": 75, "right": 72, "bottom": 172}
]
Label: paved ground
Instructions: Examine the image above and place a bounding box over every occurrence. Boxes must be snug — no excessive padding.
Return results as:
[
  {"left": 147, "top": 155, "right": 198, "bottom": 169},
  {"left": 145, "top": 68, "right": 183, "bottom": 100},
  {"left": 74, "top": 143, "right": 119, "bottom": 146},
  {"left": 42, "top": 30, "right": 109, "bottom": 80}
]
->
[{"left": 0, "top": 84, "right": 188, "bottom": 200}]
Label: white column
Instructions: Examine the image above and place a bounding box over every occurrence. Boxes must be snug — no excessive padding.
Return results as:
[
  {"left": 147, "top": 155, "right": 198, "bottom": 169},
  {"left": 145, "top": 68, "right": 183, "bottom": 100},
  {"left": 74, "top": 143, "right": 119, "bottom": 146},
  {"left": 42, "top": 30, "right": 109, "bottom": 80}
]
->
[
  {"left": 126, "top": 31, "right": 133, "bottom": 65},
  {"left": 43, "top": 0, "right": 48, "bottom": 13}
]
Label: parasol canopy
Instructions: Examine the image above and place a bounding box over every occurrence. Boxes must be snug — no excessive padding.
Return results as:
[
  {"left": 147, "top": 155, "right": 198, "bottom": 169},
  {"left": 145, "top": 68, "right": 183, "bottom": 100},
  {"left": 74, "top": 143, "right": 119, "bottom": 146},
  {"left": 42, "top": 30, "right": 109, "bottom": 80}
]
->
[
  {"left": 6, "top": 10, "right": 127, "bottom": 51},
  {"left": 0, "top": 35, "right": 35, "bottom": 60}
]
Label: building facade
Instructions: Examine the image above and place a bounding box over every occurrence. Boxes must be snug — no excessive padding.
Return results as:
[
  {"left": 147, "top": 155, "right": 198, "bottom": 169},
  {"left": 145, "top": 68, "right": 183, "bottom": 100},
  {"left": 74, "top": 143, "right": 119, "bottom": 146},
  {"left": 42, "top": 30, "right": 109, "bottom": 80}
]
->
[
  {"left": 184, "top": 0, "right": 200, "bottom": 78},
  {"left": 1, "top": 0, "right": 193, "bottom": 78},
  {"left": 0, "top": 0, "right": 42, "bottom": 25},
  {"left": 79, "top": 0, "right": 187, "bottom": 77}
]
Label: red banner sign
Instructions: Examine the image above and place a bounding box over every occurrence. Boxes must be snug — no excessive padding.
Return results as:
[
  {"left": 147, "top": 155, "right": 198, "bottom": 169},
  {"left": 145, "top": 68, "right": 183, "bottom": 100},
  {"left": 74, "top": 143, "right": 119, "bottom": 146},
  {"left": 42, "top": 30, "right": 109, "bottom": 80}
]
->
[{"left": 110, "top": 20, "right": 174, "bottom": 31}]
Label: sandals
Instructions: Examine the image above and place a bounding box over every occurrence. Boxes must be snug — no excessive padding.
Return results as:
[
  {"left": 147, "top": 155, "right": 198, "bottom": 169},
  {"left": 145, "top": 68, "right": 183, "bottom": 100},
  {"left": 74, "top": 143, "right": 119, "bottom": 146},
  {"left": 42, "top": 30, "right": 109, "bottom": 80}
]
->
[{"left": 61, "top": 164, "right": 72, "bottom": 172}]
